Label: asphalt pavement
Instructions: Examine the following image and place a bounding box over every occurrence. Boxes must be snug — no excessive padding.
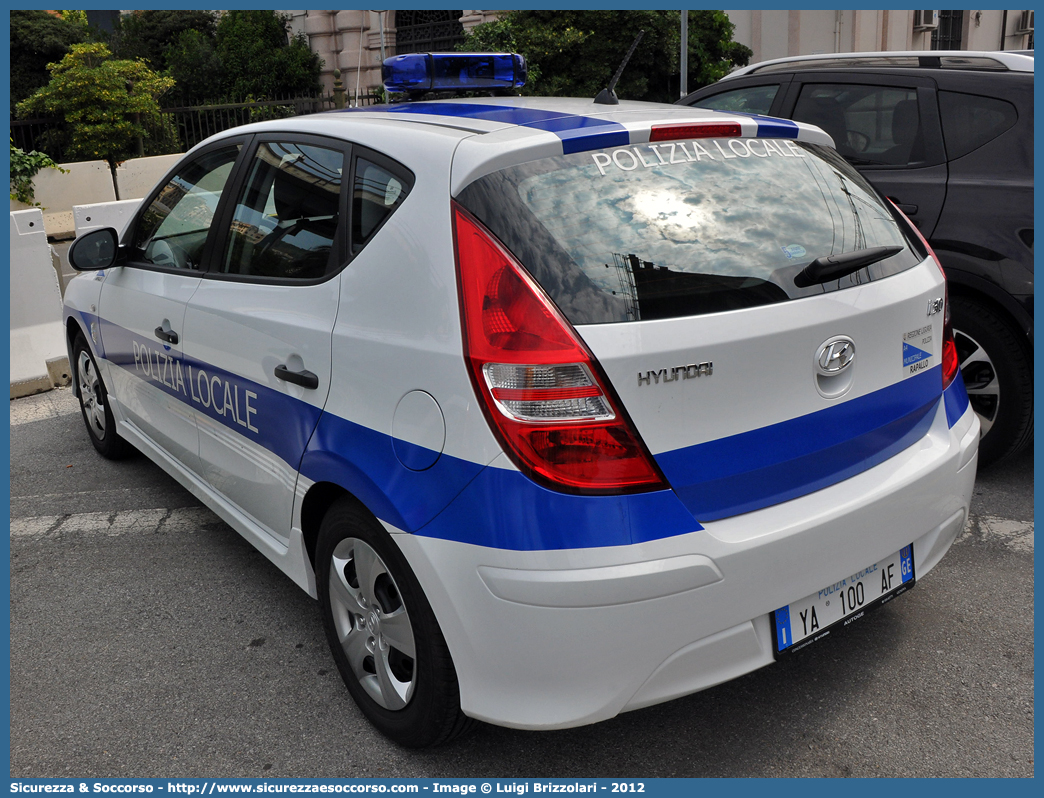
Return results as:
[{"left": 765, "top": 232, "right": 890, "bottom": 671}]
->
[{"left": 8, "top": 387, "right": 1034, "bottom": 777}]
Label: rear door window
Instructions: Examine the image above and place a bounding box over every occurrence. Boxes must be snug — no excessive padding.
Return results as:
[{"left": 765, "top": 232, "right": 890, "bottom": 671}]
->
[
  {"left": 456, "top": 138, "right": 919, "bottom": 325},
  {"left": 938, "top": 91, "right": 1018, "bottom": 159},
  {"left": 792, "top": 84, "right": 924, "bottom": 165},
  {"left": 219, "top": 140, "right": 346, "bottom": 281}
]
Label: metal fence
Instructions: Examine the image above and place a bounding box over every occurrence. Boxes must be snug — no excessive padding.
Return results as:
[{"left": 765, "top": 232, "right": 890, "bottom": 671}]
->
[
  {"left": 164, "top": 94, "right": 336, "bottom": 152},
  {"left": 10, "top": 118, "right": 64, "bottom": 160},
  {"left": 11, "top": 91, "right": 384, "bottom": 163}
]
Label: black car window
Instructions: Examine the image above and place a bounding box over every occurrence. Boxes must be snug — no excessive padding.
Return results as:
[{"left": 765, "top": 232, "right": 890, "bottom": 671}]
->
[
  {"left": 690, "top": 84, "right": 779, "bottom": 115},
  {"left": 131, "top": 145, "right": 241, "bottom": 271},
  {"left": 351, "top": 154, "right": 413, "bottom": 256},
  {"left": 938, "top": 91, "right": 1018, "bottom": 159},
  {"left": 793, "top": 84, "right": 923, "bottom": 165},
  {"left": 220, "top": 141, "right": 345, "bottom": 280}
]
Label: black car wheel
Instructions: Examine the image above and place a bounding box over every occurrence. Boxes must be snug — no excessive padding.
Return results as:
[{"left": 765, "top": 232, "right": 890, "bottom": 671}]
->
[
  {"left": 316, "top": 496, "right": 474, "bottom": 747},
  {"left": 73, "top": 332, "right": 132, "bottom": 459},
  {"left": 950, "top": 297, "right": 1033, "bottom": 465}
]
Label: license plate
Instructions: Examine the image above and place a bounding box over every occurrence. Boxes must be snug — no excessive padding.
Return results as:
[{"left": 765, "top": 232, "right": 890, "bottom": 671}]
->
[{"left": 772, "top": 545, "right": 915, "bottom": 656}]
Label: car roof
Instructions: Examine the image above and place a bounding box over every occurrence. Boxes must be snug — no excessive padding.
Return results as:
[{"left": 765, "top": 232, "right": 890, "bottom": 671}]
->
[
  {"left": 200, "top": 96, "right": 837, "bottom": 193},
  {"left": 330, "top": 95, "right": 824, "bottom": 134},
  {"left": 723, "top": 49, "right": 1035, "bottom": 80},
  {"left": 211, "top": 96, "right": 833, "bottom": 141}
]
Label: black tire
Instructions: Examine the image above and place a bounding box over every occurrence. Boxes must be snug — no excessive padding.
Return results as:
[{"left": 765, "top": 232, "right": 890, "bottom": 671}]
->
[
  {"left": 72, "top": 333, "right": 132, "bottom": 460},
  {"left": 950, "top": 297, "right": 1033, "bottom": 466},
  {"left": 316, "top": 496, "right": 474, "bottom": 747}
]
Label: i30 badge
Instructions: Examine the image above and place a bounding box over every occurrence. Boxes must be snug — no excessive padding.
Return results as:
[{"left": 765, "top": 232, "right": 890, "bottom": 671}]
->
[{"left": 816, "top": 336, "right": 856, "bottom": 376}]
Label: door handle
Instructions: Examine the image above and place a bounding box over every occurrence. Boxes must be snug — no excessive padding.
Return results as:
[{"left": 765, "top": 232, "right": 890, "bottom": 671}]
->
[
  {"left": 274, "top": 364, "right": 319, "bottom": 390},
  {"left": 154, "top": 326, "right": 179, "bottom": 345}
]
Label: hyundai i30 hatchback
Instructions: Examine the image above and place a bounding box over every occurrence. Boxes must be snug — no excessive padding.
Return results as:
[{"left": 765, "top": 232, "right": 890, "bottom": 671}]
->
[{"left": 64, "top": 52, "right": 978, "bottom": 747}]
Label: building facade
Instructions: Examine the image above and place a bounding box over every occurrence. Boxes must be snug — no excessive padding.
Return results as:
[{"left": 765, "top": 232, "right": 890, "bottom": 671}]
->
[
  {"left": 283, "top": 9, "right": 1034, "bottom": 102},
  {"left": 282, "top": 10, "right": 500, "bottom": 101},
  {"left": 728, "top": 9, "right": 1034, "bottom": 65}
]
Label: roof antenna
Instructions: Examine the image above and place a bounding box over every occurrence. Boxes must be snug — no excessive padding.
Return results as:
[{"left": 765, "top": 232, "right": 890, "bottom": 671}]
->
[{"left": 594, "top": 30, "right": 644, "bottom": 105}]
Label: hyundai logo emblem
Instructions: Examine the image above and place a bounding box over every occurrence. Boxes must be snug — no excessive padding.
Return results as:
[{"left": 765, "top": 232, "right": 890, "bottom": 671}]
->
[{"left": 816, "top": 337, "right": 856, "bottom": 376}]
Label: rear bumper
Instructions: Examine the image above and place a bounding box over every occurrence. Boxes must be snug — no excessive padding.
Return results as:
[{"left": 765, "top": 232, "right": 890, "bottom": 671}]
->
[{"left": 393, "top": 398, "right": 978, "bottom": 730}]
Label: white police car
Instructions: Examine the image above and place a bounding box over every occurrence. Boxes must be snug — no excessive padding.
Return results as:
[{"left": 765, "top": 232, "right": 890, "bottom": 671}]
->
[{"left": 64, "top": 53, "right": 979, "bottom": 747}]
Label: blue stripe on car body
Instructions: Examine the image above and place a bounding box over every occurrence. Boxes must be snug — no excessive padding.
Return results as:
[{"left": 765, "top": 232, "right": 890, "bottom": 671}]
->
[
  {"left": 82, "top": 316, "right": 961, "bottom": 550},
  {"left": 943, "top": 371, "right": 970, "bottom": 427},
  {"left": 98, "top": 316, "right": 323, "bottom": 471},
  {"left": 412, "top": 466, "right": 701, "bottom": 550},
  {"left": 299, "top": 413, "right": 486, "bottom": 534},
  {"left": 655, "top": 367, "right": 944, "bottom": 522},
  {"left": 380, "top": 102, "right": 631, "bottom": 154},
  {"left": 754, "top": 119, "right": 800, "bottom": 139}
]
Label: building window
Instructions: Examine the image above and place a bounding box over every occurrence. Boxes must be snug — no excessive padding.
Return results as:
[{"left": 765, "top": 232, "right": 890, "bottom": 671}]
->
[
  {"left": 394, "top": 10, "right": 465, "bottom": 54},
  {"left": 931, "top": 11, "right": 964, "bottom": 50}
]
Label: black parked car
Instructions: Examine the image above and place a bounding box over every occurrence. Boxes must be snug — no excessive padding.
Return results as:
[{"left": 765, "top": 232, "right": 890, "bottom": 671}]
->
[{"left": 680, "top": 50, "right": 1033, "bottom": 465}]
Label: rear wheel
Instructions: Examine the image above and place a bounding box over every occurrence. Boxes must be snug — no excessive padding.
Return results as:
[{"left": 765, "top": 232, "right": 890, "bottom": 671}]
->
[
  {"left": 950, "top": 297, "right": 1033, "bottom": 465},
  {"left": 73, "top": 333, "right": 132, "bottom": 459},
  {"left": 316, "top": 497, "right": 473, "bottom": 747}
]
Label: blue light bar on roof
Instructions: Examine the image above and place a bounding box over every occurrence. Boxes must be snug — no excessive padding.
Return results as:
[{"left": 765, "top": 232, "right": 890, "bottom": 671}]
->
[{"left": 382, "top": 52, "right": 527, "bottom": 94}]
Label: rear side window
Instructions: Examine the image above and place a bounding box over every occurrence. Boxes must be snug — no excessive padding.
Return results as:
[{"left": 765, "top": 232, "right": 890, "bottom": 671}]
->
[
  {"left": 351, "top": 154, "right": 413, "bottom": 256},
  {"left": 456, "top": 139, "right": 920, "bottom": 325},
  {"left": 938, "top": 91, "right": 1018, "bottom": 159},
  {"left": 690, "top": 84, "right": 779, "bottom": 115}
]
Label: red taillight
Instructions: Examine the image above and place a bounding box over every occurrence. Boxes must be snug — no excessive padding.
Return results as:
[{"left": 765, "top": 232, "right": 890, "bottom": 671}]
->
[
  {"left": 888, "top": 200, "right": 959, "bottom": 390},
  {"left": 453, "top": 203, "right": 667, "bottom": 494},
  {"left": 941, "top": 284, "right": 959, "bottom": 389},
  {"left": 649, "top": 122, "right": 742, "bottom": 142}
]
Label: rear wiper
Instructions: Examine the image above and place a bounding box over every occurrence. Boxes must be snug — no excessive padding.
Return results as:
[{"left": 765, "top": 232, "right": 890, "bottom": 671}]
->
[{"left": 794, "top": 245, "right": 903, "bottom": 288}]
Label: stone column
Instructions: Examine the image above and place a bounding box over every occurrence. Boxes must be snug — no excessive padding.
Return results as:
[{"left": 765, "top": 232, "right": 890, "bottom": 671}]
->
[
  {"left": 461, "top": 10, "right": 501, "bottom": 34},
  {"left": 336, "top": 10, "right": 384, "bottom": 103},
  {"left": 302, "top": 11, "right": 338, "bottom": 96}
]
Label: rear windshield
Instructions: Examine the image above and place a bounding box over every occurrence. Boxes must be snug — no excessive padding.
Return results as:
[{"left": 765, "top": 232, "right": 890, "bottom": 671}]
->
[{"left": 456, "top": 138, "right": 921, "bottom": 324}]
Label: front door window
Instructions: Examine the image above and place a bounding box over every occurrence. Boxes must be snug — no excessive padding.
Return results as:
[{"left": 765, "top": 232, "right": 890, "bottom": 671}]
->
[{"left": 132, "top": 145, "right": 241, "bottom": 270}]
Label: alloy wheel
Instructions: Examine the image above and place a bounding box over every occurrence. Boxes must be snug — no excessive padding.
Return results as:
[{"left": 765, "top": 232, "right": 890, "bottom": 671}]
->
[
  {"left": 328, "top": 537, "right": 416, "bottom": 710},
  {"left": 954, "top": 328, "right": 1000, "bottom": 437},
  {"left": 77, "top": 349, "right": 107, "bottom": 438}
]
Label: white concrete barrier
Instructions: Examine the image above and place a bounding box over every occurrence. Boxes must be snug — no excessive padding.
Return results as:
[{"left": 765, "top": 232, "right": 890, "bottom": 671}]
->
[
  {"left": 10, "top": 160, "right": 115, "bottom": 240},
  {"left": 10, "top": 209, "right": 71, "bottom": 398},
  {"left": 9, "top": 153, "right": 182, "bottom": 240},
  {"left": 116, "top": 153, "right": 181, "bottom": 202},
  {"left": 74, "top": 199, "right": 143, "bottom": 239}
]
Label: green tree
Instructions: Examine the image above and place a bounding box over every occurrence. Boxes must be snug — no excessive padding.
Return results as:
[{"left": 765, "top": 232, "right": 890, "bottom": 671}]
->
[
  {"left": 684, "top": 11, "right": 753, "bottom": 89},
  {"left": 16, "top": 43, "right": 176, "bottom": 169},
  {"left": 215, "top": 11, "right": 323, "bottom": 99},
  {"left": 164, "top": 28, "right": 224, "bottom": 102},
  {"left": 460, "top": 10, "right": 750, "bottom": 103},
  {"left": 9, "top": 10, "right": 87, "bottom": 113},
  {"left": 108, "top": 10, "right": 218, "bottom": 70}
]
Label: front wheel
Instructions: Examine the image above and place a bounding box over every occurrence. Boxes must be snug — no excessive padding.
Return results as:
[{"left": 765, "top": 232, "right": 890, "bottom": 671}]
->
[
  {"left": 950, "top": 297, "right": 1033, "bottom": 465},
  {"left": 73, "top": 333, "right": 132, "bottom": 459},
  {"left": 316, "top": 497, "right": 473, "bottom": 747}
]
